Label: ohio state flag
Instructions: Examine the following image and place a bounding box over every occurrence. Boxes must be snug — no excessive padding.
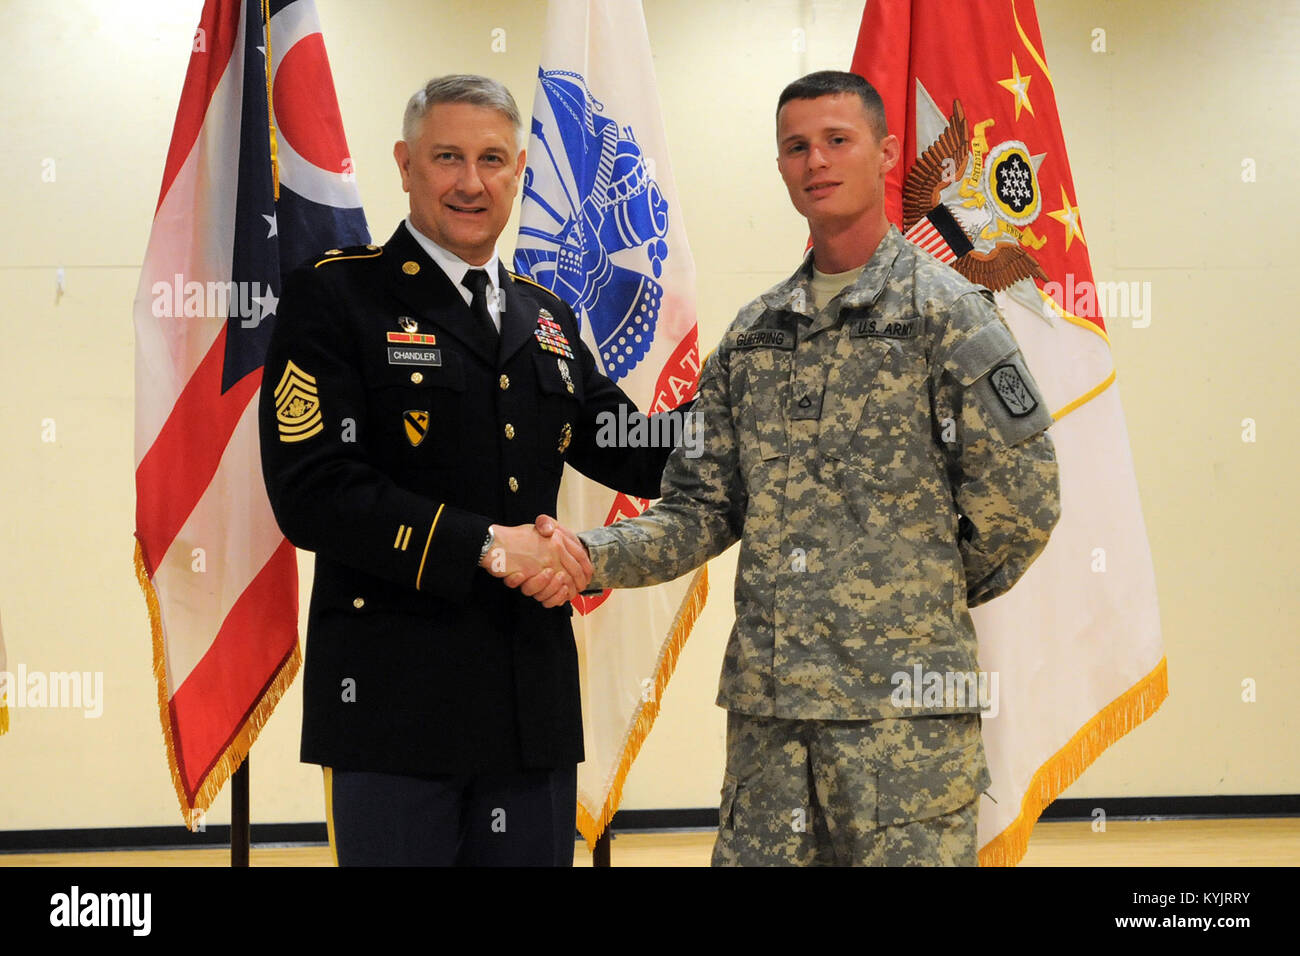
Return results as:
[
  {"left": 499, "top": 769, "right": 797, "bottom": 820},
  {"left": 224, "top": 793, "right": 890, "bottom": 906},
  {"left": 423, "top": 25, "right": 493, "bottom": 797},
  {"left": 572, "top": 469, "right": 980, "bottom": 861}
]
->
[
  {"left": 514, "top": 0, "right": 706, "bottom": 846},
  {"left": 133, "top": 0, "right": 367, "bottom": 824},
  {"left": 853, "top": 0, "right": 1166, "bottom": 864}
]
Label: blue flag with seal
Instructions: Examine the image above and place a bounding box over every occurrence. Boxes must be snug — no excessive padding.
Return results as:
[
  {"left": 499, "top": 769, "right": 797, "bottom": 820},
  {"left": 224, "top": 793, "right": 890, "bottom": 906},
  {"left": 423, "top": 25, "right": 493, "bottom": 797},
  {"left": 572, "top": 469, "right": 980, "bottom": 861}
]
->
[
  {"left": 515, "top": 68, "right": 671, "bottom": 382},
  {"left": 513, "top": 0, "right": 706, "bottom": 848}
]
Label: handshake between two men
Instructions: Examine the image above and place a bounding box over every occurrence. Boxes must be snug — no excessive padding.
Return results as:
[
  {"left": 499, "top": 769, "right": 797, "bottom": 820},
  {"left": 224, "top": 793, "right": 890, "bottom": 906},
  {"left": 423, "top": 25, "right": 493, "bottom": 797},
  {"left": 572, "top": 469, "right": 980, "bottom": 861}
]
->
[{"left": 478, "top": 515, "right": 592, "bottom": 608}]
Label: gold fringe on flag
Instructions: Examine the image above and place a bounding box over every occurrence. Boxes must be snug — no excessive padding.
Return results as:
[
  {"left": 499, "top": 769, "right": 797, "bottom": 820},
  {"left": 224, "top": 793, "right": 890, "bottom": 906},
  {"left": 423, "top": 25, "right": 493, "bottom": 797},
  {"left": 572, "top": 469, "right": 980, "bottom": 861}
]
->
[
  {"left": 978, "top": 656, "right": 1168, "bottom": 866},
  {"left": 0, "top": 703, "right": 8, "bottom": 735},
  {"left": 575, "top": 564, "right": 710, "bottom": 849},
  {"left": 134, "top": 539, "right": 301, "bottom": 829}
]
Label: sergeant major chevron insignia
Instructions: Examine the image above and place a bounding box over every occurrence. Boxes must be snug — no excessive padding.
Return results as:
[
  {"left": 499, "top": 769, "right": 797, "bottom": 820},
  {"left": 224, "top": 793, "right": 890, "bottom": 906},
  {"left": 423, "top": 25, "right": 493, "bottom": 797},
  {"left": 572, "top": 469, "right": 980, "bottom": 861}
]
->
[{"left": 275, "top": 360, "right": 323, "bottom": 443}]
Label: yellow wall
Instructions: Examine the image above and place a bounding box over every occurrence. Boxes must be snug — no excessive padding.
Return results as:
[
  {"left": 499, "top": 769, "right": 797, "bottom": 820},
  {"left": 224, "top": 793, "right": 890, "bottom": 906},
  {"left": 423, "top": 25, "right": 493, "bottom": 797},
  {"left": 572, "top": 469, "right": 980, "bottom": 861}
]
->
[{"left": 0, "top": 0, "right": 1295, "bottom": 834}]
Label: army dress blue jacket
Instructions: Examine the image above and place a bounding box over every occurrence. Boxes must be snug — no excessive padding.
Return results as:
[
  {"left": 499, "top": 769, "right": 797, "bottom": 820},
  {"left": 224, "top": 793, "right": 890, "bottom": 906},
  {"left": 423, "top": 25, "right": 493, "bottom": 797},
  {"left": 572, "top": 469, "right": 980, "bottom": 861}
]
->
[{"left": 258, "top": 223, "right": 682, "bottom": 775}]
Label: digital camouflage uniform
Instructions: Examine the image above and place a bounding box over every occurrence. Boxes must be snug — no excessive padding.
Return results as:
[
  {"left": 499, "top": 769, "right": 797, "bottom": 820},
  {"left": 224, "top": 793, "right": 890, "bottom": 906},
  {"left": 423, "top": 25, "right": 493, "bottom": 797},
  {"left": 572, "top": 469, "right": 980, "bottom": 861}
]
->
[{"left": 578, "top": 226, "right": 1061, "bottom": 865}]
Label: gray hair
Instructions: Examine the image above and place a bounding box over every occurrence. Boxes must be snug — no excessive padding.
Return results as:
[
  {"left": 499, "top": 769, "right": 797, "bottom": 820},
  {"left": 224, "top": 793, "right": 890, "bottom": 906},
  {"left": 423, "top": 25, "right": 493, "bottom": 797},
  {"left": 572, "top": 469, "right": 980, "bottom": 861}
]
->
[{"left": 401, "top": 74, "right": 524, "bottom": 147}]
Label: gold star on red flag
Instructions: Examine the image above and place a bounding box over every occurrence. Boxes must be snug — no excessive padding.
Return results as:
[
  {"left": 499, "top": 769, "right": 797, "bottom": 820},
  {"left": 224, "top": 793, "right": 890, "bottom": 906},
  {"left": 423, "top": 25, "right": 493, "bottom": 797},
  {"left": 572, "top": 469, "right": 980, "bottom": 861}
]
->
[
  {"left": 997, "top": 54, "right": 1035, "bottom": 121},
  {"left": 1047, "top": 185, "right": 1086, "bottom": 250}
]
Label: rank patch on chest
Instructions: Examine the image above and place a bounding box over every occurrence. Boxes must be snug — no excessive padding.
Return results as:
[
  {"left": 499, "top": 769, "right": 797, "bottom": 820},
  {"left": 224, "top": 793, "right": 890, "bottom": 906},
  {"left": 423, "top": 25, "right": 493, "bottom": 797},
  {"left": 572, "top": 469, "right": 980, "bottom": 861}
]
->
[
  {"left": 850, "top": 317, "right": 919, "bottom": 339},
  {"left": 274, "top": 360, "right": 324, "bottom": 443},
  {"left": 534, "top": 308, "right": 575, "bottom": 359},
  {"left": 790, "top": 387, "right": 824, "bottom": 420},
  {"left": 403, "top": 410, "right": 430, "bottom": 447},
  {"left": 990, "top": 364, "right": 1038, "bottom": 417}
]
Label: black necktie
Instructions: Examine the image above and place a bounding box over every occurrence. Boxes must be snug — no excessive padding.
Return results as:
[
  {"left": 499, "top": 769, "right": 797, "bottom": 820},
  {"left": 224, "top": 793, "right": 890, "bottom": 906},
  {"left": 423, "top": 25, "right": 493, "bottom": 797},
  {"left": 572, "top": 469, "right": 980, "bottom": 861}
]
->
[{"left": 461, "top": 269, "right": 498, "bottom": 342}]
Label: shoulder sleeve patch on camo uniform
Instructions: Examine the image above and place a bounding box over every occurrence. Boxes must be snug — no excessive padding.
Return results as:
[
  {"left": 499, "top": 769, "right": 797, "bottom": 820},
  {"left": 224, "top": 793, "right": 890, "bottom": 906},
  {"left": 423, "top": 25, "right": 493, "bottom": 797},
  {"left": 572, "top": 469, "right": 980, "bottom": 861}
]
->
[
  {"left": 989, "top": 364, "right": 1037, "bottom": 416},
  {"left": 947, "top": 315, "right": 1052, "bottom": 444},
  {"left": 274, "top": 360, "right": 324, "bottom": 443}
]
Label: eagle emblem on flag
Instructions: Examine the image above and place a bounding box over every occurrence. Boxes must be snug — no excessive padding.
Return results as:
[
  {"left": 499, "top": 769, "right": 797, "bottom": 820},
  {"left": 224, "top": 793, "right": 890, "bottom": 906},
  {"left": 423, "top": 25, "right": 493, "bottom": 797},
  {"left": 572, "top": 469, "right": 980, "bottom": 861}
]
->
[{"left": 903, "top": 83, "right": 1050, "bottom": 317}]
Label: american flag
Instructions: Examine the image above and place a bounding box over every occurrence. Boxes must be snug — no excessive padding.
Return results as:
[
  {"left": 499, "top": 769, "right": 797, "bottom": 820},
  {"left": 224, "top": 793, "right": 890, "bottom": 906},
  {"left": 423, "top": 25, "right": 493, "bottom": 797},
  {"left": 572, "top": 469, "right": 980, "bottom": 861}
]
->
[
  {"left": 132, "top": 0, "right": 367, "bottom": 824},
  {"left": 904, "top": 216, "right": 960, "bottom": 265}
]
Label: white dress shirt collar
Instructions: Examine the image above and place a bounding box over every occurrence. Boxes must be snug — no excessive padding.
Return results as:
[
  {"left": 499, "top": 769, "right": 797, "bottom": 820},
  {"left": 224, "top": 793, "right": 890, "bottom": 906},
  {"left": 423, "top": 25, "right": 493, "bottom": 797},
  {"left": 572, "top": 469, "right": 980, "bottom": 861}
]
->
[{"left": 403, "top": 217, "right": 503, "bottom": 330}]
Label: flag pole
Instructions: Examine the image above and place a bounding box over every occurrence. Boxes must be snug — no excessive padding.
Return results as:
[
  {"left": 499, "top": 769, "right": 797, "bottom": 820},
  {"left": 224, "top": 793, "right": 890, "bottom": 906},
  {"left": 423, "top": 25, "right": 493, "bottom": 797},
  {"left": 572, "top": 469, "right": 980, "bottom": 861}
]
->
[
  {"left": 228, "top": 0, "right": 266, "bottom": 874},
  {"left": 593, "top": 827, "right": 611, "bottom": 867},
  {"left": 231, "top": 756, "right": 250, "bottom": 867}
]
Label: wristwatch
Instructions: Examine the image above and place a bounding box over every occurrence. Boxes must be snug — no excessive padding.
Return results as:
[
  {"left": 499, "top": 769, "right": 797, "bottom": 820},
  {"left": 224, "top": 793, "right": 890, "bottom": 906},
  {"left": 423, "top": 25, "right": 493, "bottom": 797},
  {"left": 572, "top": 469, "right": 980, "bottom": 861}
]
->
[{"left": 478, "top": 525, "right": 496, "bottom": 565}]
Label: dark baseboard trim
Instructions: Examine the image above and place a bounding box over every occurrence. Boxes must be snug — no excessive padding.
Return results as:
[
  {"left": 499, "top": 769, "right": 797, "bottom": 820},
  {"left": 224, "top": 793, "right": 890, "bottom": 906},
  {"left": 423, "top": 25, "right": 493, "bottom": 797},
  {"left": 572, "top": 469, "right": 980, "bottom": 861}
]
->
[
  {"left": 608, "top": 795, "right": 1300, "bottom": 832},
  {"left": 0, "top": 823, "right": 328, "bottom": 854},
  {"left": 3, "top": 795, "right": 1297, "bottom": 854},
  {"left": 609, "top": 808, "right": 716, "bottom": 831},
  {"left": 1037, "top": 795, "right": 1300, "bottom": 821}
]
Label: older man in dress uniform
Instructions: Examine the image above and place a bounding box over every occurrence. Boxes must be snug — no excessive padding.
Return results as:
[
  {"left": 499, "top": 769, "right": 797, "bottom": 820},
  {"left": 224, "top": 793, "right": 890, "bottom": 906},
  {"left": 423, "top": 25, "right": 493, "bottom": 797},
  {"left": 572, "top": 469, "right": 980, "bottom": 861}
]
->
[{"left": 258, "top": 74, "right": 688, "bottom": 866}]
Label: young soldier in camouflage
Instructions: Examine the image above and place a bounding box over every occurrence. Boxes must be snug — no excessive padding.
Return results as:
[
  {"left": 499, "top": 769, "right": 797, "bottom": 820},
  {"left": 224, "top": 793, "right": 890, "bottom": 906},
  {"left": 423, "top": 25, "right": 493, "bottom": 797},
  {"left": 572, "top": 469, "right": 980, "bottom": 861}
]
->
[{"left": 500, "top": 71, "right": 1061, "bottom": 865}]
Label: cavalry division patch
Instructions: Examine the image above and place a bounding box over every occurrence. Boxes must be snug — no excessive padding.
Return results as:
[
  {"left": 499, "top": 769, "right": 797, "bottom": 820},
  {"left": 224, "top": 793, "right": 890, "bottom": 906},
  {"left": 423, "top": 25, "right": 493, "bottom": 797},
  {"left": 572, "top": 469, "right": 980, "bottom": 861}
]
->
[
  {"left": 404, "top": 410, "right": 430, "bottom": 447},
  {"left": 990, "top": 364, "right": 1037, "bottom": 417},
  {"left": 274, "top": 360, "right": 324, "bottom": 443}
]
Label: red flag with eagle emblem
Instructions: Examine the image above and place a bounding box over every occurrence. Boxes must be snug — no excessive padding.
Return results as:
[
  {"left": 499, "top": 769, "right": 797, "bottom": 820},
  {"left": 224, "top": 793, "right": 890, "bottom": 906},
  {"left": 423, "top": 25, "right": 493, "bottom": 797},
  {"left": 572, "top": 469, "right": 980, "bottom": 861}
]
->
[{"left": 853, "top": 0, "right": 1166, "bottom": 865}]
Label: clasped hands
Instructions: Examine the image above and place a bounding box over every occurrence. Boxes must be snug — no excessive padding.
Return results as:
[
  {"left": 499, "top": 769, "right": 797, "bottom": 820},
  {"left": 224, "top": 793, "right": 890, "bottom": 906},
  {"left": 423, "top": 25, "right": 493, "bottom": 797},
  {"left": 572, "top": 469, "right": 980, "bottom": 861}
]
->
[{"left": 479, "top": 515, "right": 591, "bottom": 607}]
